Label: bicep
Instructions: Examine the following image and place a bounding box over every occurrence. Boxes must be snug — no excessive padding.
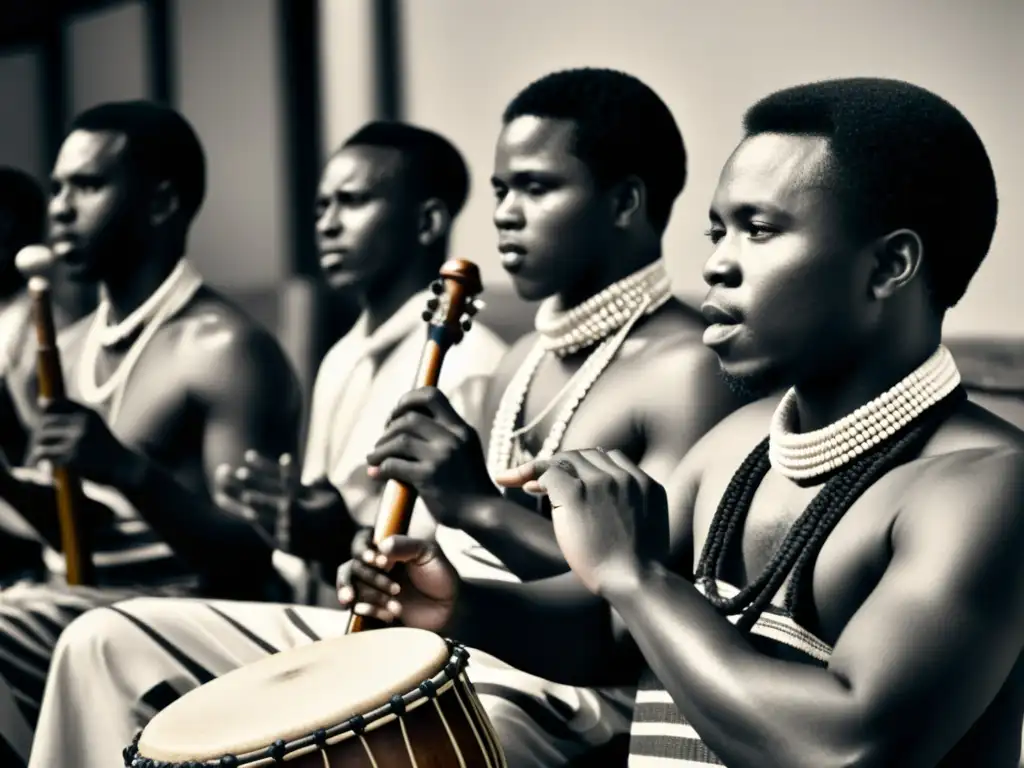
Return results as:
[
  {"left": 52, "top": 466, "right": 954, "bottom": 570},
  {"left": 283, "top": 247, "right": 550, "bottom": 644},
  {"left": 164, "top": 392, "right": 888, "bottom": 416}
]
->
[
  {"left": 639, "top": 348, "right": 743, "bottom": 485},
  {"left": 829, "top": 457, "right": 1024, "bottom": 760},
  {"left": 199, "top": 342, "right": 303, "bottom": 483}
]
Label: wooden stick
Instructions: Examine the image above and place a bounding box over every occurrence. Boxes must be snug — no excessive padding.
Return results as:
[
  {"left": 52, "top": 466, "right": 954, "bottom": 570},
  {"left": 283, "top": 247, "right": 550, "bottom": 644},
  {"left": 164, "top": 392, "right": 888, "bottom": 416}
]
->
[
  {"left": 347, "top": 260, "right": 480, "bottom": 634},
  {"left": 27, "top": 276, "right": 94, "bottom": 586}
]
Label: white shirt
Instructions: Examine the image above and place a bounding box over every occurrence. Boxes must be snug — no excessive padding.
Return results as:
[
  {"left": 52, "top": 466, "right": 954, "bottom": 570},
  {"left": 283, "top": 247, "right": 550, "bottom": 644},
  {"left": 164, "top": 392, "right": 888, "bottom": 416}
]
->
[{"left": 300, "top": 288, "right": 508, "bottom": 534}]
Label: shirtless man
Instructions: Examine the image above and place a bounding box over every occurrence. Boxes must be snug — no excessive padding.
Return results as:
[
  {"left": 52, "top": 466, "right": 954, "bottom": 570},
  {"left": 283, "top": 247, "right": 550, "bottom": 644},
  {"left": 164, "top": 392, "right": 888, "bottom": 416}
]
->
[
  {"left": 26, "top": 120, "right": 507, "bottom": 768},
  {"left": 32, "top": 70, "right": 742, "bottom": 768},
  {"left": 0, "top": 168, "right": 50, "bottom": 465},
  {"left": 0, "top": 100, "right": 301, "bottom": 765},
  {"left": 340, "top": 77, "right": 1021, "bottom": 767}
]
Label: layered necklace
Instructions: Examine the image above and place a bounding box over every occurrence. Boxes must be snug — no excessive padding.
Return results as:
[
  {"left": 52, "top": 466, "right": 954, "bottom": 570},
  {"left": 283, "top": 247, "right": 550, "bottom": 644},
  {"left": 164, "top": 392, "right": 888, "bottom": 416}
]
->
[
  {"left": 768, "top": 345, "right": 961, "bottom": 481},
  {"left": 76, "top": 259, "right": 204, "bottom": 424},
  {"left": 695, "top": 344, "right": 965, "bottom": 631},
  {"left": 486, "top": 259, "right": 673, "bottom": 477}
]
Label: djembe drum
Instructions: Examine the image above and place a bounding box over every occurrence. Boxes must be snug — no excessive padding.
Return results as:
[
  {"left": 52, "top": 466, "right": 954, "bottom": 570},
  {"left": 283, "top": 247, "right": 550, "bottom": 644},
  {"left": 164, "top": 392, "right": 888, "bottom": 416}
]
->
[{"left": 123, "top": 627, "right": 507, "bottom": 767}]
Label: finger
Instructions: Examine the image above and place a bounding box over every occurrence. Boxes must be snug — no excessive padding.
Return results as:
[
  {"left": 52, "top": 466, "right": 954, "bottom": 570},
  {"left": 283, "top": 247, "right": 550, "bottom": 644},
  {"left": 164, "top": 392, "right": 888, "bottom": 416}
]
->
[
  {"left": 350, "top": 600, "right": 401, "bottom": 623},
  {"left": 369, "top": 457, "right": 430, "bottom": 486},
  {"left": 367, "top": 413, "right": 452, "bottom": 465},
  {"left": 350, "top": 527, "right": 374, "bottom": 560},
  {"left": 233, "top": 465, "right": 286, "bottom": 496},
  {"left": 577, "top": 448, "right": 636, "bottom": 486},
  {"left": 239, "top": 489, "right": 284, "bottom": 514},
  {"left": 29, "top": 424, "right": 77, "bottom": 442},
  {"left": 215, "top": 463, "right": 244, "bottom": 494},
  {"left": 350, "top": 559, "right": 402, "bottom": 595},
  {"left": 334, "top": 560, "right": 397, "bottom": 595},
  {"left": 336, "top": 564, "right": 401, "bottom": 613},
  {"left": 244, "top": 450, "right": 297, "bottom": 484},
  {"left": 377, "top": 535, "right": 440, "bottom": 566},
  {"left": 37, "top": 399, "right": 78, "bottom": 417},
  {"left": 411, "top": 386, "right": 466, "bottom": 430},
  {"left": 366, "top": 429, "right": 437, "bottom": 468},
  {"left": 597, "top": 447, "right": 652, "bottom": 489},
  {"left": 24, "top": 439, "right": 75, "bottom": 467},
  {"left": 493, "top": 458, "right": 551, "bottom": 489},
  {"left": 213, "top": 489, "right": 259, "bottom": 522}
]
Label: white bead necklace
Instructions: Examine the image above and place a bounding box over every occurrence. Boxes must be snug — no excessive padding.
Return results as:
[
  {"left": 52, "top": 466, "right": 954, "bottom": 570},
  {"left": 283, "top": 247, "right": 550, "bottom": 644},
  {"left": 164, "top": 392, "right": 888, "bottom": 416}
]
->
[
  {"left": 486, "top": 260, "right": 673, "bottom": 477},
  {"left": 535, "top": 259, "right": 672, "bottom": 357},
  {"left": 768, "top": 344, "right": 961, "bottom": 481},
  {"left": 76, "top": 259, "right": 204, "bottom": 425}
]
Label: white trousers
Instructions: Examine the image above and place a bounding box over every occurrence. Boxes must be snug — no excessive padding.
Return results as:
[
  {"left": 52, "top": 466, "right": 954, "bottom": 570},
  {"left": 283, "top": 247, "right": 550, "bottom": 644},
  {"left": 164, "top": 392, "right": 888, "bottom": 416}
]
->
[{"left": 29, "top": 597, "right": 633, "bottom": 768}]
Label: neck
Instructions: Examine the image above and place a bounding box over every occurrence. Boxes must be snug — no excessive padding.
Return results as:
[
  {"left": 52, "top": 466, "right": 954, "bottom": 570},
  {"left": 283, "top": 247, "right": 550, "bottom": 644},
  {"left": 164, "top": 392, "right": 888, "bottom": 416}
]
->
[
  {"left": 102, "top": 249, "right": 183, "bottom": 324},
  {"left": 558, "top": 243, "right": 661, "bottom": 311},
  {"left": 793, "top": 328, "right": 943, "bottom": 432},
  {"left": 361, "top": 263, "right": 435, "bottom": 335}
]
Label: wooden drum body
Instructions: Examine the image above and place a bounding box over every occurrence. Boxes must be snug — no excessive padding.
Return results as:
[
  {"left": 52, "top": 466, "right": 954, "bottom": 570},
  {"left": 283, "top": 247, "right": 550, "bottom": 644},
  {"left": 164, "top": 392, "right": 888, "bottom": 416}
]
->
[{"left": 124, "top": 627, "right": 507, "bottom": 768}]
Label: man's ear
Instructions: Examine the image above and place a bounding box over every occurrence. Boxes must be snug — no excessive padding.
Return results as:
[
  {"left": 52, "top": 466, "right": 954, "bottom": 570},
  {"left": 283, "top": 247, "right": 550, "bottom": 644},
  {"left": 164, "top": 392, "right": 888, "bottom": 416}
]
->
[
  {"left": 612, "top": 175, "right": 646, "bottom": 229},
  {"left": 417, "top": 198, "right": 451, "bottom": 248},
  {"left": 868, "top": 228, "right": 924, "bottom": 300},
  {"left": 149, "top": 180, "right": 180, "bottom": 227}
]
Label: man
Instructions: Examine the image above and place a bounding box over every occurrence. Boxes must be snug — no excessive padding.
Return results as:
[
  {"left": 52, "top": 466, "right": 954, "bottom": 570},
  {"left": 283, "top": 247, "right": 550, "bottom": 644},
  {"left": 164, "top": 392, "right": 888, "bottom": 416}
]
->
[
  {"left": 0, "top": 167, "right": 59, "bottom": 582},
  {"left": 340, "top": 78, "right": 1023, "bottom": 766},
  {"left": 0, "top": 168, "right": 49, "bottom": 382},
  {"left": 0, "top": 101, "right": 302, "bottom": 765},
  {"left": 27, "top": 120, "right": 508, "bottom": 768},
  {"left": 34, "top": 71, "right": 742, "bottom": 768}
]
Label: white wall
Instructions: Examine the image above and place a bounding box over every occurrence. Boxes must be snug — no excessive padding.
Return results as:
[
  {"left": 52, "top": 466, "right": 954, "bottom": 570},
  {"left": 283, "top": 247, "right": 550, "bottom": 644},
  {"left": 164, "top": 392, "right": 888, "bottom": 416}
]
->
[
  {"left": 173, "top": 0, "right": 287, "bottom": 289},
  {"left": 319, "top": 0, "right": 378, "bottom": 160},
  {"left": 399, "top": 0, "right": 1024, "bottom": 338},
  {"left": 68, "top": 1, "right": 148, "bottom": 115}
]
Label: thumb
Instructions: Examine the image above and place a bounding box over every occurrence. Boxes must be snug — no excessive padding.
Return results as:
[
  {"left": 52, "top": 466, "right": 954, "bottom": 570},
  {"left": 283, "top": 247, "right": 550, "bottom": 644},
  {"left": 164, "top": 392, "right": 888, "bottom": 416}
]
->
[{"left": 377, "top": 534, "right": 439, "bottom": 565}]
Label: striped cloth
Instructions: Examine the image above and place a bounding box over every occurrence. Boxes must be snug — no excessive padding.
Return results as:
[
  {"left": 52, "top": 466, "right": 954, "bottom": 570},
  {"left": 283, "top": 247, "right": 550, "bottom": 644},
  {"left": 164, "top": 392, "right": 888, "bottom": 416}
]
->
[
  {"left": 628, "top": 579, "right": 832, "bottom": 766},
  {"left": 0, "top": 466, "right": 198, "bottom": 592},
  {"left": 0, "top": 468, "right": 199, "bottom": 766}
]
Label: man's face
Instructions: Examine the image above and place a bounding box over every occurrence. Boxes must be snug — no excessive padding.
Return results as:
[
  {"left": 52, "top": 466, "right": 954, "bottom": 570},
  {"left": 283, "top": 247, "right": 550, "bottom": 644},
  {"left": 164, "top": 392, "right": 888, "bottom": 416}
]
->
[
  {"left": 314, "top": 145, "right": 418, "bottom": 294},
  {"left": 491, "top": 116, "right": 614, "bottom": 302},
  {"left": 47, "top": 129, "right": 141, "bottom": 283},
  {"left": 701, "top": 133, "right": 877, "bottom": 394}
]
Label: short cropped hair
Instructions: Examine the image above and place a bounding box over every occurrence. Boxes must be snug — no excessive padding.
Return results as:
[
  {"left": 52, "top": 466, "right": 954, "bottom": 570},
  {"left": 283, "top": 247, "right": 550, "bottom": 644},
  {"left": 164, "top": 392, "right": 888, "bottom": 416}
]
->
[
  {"left": 70, "top": 100, "right": 207, "bottom": 223},
  {"left": 502, "top": 67, "right": 686, "bottom": 233},
  {"left": 743, "top": 77, "right": 998, "bottom": 310},
  {"left": 343, "top": 121, "right": 470, "bottom": 218},
  {"left": 0, "top": 167, "right": 45, "bottom": 251}
]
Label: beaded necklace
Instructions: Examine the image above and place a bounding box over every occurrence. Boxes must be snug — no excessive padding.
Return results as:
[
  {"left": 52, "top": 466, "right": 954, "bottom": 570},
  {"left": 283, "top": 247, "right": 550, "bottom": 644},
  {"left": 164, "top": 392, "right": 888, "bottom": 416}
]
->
[{"left": 486, "top": 259, "right": 673, "bottom": 477}]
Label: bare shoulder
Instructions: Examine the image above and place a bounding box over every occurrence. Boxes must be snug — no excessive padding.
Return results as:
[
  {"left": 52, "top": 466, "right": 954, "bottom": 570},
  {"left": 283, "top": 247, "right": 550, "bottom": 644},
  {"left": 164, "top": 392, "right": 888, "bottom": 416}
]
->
[
  {"left": 168, "top": 287, "right": 298, "bottom": 397},
  {"left": 901, "top": 399, "right": 1024, "bottom": 524}
]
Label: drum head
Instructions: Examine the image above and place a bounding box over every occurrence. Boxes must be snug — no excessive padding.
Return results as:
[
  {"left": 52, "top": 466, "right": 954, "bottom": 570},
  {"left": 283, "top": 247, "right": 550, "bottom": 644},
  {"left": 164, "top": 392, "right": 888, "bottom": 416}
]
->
[{"left": 138, "top": 627, "right": 450, "bottom": 763}]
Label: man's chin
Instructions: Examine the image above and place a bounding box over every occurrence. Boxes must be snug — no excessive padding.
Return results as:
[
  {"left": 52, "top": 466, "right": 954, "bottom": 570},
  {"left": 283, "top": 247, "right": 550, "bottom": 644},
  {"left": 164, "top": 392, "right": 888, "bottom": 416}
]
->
[
  {"left": 57, "top": 258, "right": 98, "bottom": 284},
  {"left": 509, "top": 275, "right": 553, "bottom": 304},
  {"left": 323, "top": 269, "right": 363, "bottom": 292},
  {"left": 717, "top": 361, "right": 784, "bottom": 402}
]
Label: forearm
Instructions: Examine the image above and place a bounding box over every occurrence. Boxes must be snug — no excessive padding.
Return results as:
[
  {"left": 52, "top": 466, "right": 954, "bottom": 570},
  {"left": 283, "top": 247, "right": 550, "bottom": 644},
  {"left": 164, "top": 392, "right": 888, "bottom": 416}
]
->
[
  {"left": 0, "top": 470, "right": 112, "bottom": 548},
  {"left": 448, "top": 574, "right": 637, "bottom": 687},
  {"left": 120, "top": 453, "right": 273, "bottom": 584},
  {"left": 606, "top": 563, "right": 864, "bottom": 768},
  {"left": 456, "top": 495, "right": 568, "bottom": 581}
]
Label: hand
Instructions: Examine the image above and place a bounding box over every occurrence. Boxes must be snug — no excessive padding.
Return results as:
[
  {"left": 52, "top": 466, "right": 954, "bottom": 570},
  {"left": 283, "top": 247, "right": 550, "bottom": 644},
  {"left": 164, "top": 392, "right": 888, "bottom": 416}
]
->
[
  {"left": 25, "top": 399, "right": 142, "bottom": 487},
  {"left": 365, "top": 387, "right": 495, "bottom": 523},
  {"left": 336, "top": 528, "right": 460, "bottom": 632},
  {"left": 215, "top": 450, "right": 343, "bottom": 549},
  {"left": 495, "top": 448, "right": 670, "bottom": 596}
]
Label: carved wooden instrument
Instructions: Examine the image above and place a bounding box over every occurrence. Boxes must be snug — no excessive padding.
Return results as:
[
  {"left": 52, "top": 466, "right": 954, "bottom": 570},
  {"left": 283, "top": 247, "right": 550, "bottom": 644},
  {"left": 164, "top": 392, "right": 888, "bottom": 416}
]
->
[
  {"left": 15, "top": 245, "right": 95, "bottom": 586},
  {"left": 346, "top": 258, "right": 483, "bottom": 634}
]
